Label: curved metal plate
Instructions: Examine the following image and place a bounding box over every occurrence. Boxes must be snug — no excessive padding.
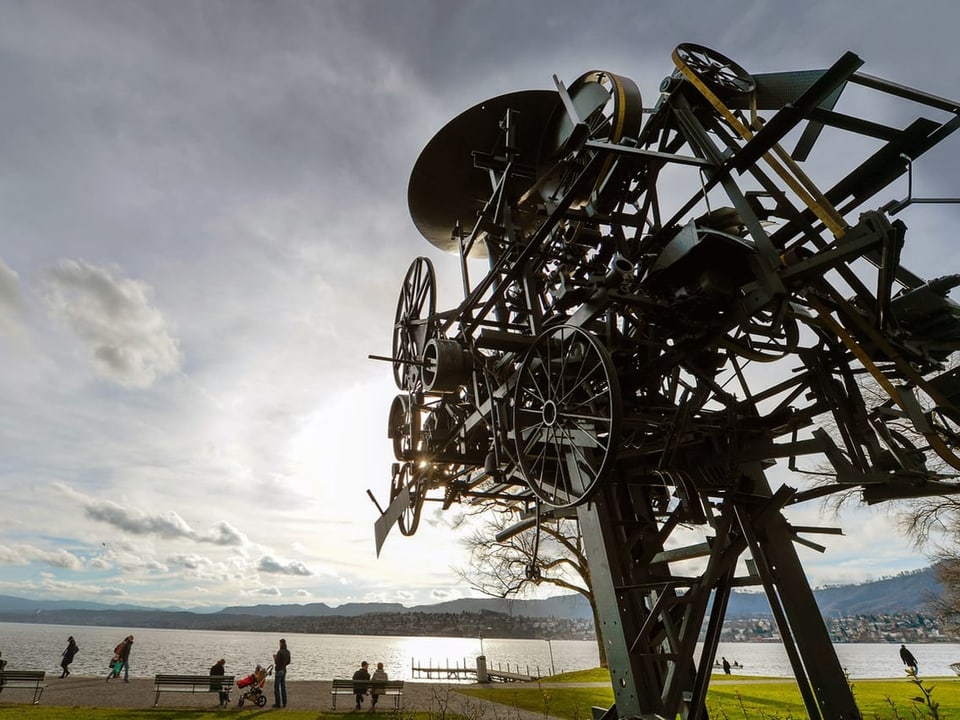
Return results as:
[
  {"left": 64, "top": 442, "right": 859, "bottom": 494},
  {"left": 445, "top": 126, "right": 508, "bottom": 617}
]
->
[{"left": 407, "top": 90, "right": 559, "bottom": 256}]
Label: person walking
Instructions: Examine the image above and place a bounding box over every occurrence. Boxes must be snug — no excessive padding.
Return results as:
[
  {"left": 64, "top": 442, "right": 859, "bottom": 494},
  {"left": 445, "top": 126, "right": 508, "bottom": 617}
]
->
[
  {"left": 900, "top": 644, "right": 918, "bottom": 674},
  {"left": 209, "top": 658, "right": 230, "bottom": 707},
  {"left": 352, "top": 660, "right": 371, "bottom": 710},
  {"left": 60, "top": 636, "right": 79, "bottom": 678},
  {"left": 272, "top": 638, "right": 290, "bottom": 708},
  {"left": 370, "top": 661, "right": 388, "bottom": 709},
  {"left": 107, "top": 635, "right": 133, "bottom": 682},
  {"left": 721, "top": 656, "right": 731, "bottom": 675}
]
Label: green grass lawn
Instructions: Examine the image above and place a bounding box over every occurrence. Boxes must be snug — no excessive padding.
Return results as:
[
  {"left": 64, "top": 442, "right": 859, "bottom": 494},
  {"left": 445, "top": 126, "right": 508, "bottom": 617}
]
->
[
  {"left": 2, "top": 671, "right": 958, "bottom": 720},
  {"left": 459, "top": 669, "right": 960, "bottom": 720}
]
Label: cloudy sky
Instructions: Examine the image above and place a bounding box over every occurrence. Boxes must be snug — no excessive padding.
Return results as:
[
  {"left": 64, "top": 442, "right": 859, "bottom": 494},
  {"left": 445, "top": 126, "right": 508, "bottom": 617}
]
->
[{"left": 1, "top": 0, "right": 959, "bottom": 610}]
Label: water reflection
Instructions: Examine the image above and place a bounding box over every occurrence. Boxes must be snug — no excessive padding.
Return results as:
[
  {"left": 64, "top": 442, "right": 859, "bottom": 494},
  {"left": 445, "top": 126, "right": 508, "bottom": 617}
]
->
[
  {"left": 2, "top": 622, "right": 957, "bottom": 681},
  {"left": 0, "top": 623, "right": 597, "bottom": 681}
]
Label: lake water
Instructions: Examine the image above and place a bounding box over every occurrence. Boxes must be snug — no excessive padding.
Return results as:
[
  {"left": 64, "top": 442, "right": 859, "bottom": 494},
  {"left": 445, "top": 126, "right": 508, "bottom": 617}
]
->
[{"left": 1, "top": 622, "right": 958, "bottom": 681}]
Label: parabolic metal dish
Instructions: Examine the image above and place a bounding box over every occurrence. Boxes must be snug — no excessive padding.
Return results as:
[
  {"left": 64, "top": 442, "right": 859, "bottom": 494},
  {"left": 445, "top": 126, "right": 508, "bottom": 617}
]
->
[{"left": 407, "top": 90, "right": 559, "bottom": 257}]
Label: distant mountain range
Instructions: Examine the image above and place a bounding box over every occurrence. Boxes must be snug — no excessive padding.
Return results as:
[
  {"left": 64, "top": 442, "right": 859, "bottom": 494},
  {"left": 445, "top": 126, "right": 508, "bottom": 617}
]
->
[
  {"left": 0, "top": 567, "right": 941, "bottom": 628},
  {"left": 216, "top": 593, "right": 594, "bottom": 620}
]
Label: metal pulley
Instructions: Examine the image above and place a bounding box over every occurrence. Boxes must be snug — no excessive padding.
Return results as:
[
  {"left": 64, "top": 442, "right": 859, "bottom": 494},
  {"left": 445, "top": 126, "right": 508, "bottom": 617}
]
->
[{"left": 421, "top": 338, "right": 473, "bottom": 393}]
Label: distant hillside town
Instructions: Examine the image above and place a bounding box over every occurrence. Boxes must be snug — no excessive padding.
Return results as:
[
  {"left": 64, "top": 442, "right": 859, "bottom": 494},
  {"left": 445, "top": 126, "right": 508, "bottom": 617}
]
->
[
  {"left": 0, "top": 566, "right": 953, "bottom": 643},
  {"left": 722, "top": 612, "right": 953, "bottom": 644}
]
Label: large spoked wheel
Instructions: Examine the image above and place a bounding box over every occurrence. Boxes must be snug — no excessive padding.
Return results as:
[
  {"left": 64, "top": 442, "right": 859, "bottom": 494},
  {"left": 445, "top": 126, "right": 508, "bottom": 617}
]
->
[
  {"left": 255, "top": 695, "right": 267, "bottom": 707},
  {"left": 513, "top": 325, "right": 622, "bottom": 507},
  {"left": 390, "top": 462, "right": 424, "bottom": 536},
  {"left": 673, "top": 43, "right": 755, "bottom": 97},
  {"left": 393, "top": 257, "right": 436, "bottom": 390},
  {"left": 538, "top": 70, "right": 643, "bottom": 209}
]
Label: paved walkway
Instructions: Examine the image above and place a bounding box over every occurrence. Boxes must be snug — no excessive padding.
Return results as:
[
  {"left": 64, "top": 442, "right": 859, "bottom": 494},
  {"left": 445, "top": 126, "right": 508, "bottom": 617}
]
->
[{"left": 8, "top": 675, "right": 550, "bottom": 718}]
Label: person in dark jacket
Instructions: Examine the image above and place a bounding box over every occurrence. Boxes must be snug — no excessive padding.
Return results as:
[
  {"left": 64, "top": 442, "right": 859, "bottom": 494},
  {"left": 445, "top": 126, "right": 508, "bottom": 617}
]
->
[
  {"left": 900, "top": 644, "right": 918, "bottom": 673},
  {"left": 209, "top": 658, "right": 230, "bottom": 706},
  {"left": 60, "top": 636, "right": 79, "bottom": 678},
  {"left": 352, "top": 660, "right": 371, "bottom": 710},
  {"left": 272, "top": 638, "right": 290, "bottom": 708}
]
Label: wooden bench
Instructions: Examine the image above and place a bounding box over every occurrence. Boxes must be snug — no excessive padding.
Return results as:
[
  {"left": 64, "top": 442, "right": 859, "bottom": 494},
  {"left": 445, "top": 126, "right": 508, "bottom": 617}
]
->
[
  {"left": 330, "top": 678, "right": 404, "bottom": 709},
  {"left": 0, "top": 670, "right": 46, "bottom": 704},
  {"left": 153, "top": 673, "right": 235, "bottom": 707}
]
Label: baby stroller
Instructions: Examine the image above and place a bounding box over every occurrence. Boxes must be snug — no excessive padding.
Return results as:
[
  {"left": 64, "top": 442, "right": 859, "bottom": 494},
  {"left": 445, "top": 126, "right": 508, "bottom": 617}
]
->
[{"left": 236, "top": 663, "right": 273, "bottom": 707}]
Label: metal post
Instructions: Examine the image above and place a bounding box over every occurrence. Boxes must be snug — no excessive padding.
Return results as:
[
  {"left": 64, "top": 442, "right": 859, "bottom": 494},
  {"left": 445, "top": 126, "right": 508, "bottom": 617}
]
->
[{"left": 546, "top": 638, "right": 555, "bottom": 676}]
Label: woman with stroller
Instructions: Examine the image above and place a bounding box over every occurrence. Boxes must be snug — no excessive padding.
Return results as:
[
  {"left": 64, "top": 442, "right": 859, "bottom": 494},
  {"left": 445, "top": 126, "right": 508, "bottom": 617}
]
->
[
  {"left": 106, "top": 635, "right": 133, "bottom": 682},
  {"left": 60, "top": 636, "right": 79, "bottom": 678}
]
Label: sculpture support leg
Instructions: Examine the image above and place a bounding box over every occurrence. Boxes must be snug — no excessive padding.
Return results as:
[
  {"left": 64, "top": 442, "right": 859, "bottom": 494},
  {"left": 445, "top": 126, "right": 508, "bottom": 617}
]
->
[{"left": 737, "top": 462, "right": 862, "bottom": 720}]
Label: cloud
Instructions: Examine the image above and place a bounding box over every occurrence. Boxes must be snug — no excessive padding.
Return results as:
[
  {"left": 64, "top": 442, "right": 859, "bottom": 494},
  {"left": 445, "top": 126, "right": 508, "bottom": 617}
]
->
[
  {"left": 58, "top": 483, "right": 249, "bottom": 547},
  {"left": 206, "top": 521, "right": 247, "bottom": 546},
  {"left": 250, "top": 586, "right": 282, "bottom": 597},
  {"left": 0, "top": 257, "right": 22, "bottom": 313},
  {"left": 43, "top": 259, "right": 182, "bottom": 387},
  {"left": 0, "top": 257, "right": 26, "bottom": 337},
  {"left": 86, "top": 502, "right": 194, "bottom": 538},
  {"left": 0, "top": 544, "right": 83, "bottom": 570},
  {"left": 169, "top": 554, "right": 206, "bottom": 570},
  {"left": 257, "top": 555, "right": 312, "bottom": 576}
]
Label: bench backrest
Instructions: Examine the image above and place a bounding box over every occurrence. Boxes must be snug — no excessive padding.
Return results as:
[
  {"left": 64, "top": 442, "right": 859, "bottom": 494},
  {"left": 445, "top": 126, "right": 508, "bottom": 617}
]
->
[
  {"left": 155, "top": 674, "right": 235, "bottom": 685},
  {"left": 0, "top": 671, "right": 45, "bottom": 681},
  {"left": 332, "top": 678, "right": 403, "bottom": 688}
]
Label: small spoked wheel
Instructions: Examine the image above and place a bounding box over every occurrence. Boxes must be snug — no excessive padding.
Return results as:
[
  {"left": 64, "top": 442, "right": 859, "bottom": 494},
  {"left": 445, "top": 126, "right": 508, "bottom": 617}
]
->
[
  {"left": 673, "top": 43, "right": 755, "bottom": 97},
  {"left": 538, "top": 70, "right": 643, "bottom": 209},
  {"left": 513, "top": 325, "right": 621, "bottom": 507},
  {"left": 392, "top": 257, "right": 436, "bottom": 390}
]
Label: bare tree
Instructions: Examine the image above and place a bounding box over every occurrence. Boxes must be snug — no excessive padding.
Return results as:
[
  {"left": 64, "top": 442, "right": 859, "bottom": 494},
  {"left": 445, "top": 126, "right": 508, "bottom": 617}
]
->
[
  {"left": 456, "top": 503, "right": 607, "bottom": 667},
  {"left": 800, "top": 364, "right": 960, "bottom": 629},
  {"left": 927, "top": 555, "right": 960, "bottom": 634}
]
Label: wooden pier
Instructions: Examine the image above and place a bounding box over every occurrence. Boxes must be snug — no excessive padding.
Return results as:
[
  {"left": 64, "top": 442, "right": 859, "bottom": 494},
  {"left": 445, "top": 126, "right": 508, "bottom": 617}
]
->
[{"left": 411, "top": 658, "right": 539, "bottom": 683}]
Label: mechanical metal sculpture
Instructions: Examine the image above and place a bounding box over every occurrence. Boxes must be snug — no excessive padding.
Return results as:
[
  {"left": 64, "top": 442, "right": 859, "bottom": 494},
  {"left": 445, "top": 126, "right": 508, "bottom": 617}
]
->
[{"left": 369, "top": 44, "right": 960, "bottom": 719}]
